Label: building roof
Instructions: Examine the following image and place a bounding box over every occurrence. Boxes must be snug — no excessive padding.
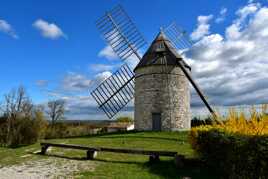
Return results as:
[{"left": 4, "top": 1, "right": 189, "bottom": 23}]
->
[{"left": 134, "top": 31, "right": 190, "bottom": 71}]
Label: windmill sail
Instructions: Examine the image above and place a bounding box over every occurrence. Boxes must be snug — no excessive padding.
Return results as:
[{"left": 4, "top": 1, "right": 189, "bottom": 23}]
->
[
  {"left": 163, "top": 22, "right": 193, "bottom": 51},
  {"left": 96, "top": 5, "right": 146, "bottom": 61},
  {"left": 163, "top": 22, "right": 217, "bottom": 117},
  {"left": 91, "top": 64, "right": 135, "bottom": 118},
  {"left": 92, "top": 5, "right": 147, "bottom": 119}
]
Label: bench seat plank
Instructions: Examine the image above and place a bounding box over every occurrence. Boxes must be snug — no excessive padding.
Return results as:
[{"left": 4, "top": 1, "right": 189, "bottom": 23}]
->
[{"left": 40, "top": 142, "right": 177, "bottom": 156}]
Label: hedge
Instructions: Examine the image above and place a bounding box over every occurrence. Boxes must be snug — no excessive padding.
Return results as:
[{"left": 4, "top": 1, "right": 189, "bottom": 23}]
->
[{"left": 189, "top": 105, "right": 268, "bottom": 178}]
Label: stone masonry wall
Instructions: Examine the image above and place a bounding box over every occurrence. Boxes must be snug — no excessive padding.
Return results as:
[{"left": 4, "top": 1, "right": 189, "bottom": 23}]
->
[{"left": 134, "top": 65, "right": 191, "bottom": 131}]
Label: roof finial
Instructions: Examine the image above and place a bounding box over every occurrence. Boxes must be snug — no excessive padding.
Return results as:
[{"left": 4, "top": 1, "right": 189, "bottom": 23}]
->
[{"left": 160, "top": 26, "right": 164, "bottom": 33}]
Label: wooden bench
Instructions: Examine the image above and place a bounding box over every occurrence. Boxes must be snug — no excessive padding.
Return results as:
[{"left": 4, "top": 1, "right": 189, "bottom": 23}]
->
[{"left": 40, "top": 142, "right": 178, "bottom": 162}]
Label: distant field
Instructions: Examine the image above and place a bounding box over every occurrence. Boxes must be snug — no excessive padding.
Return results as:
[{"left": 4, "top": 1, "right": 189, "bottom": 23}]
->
[{"left": 0, "top": 131, "right": 220, "bottom": 179}]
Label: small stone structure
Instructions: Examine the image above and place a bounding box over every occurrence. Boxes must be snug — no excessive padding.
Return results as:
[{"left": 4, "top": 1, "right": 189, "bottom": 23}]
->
[{"left": 134, "top": 32, "right": 191, "bottom": 131}]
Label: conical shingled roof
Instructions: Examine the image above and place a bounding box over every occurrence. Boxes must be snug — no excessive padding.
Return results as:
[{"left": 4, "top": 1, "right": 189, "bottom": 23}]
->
[{"left": 134, "top": 31, "right": 190, "bottom": 71}]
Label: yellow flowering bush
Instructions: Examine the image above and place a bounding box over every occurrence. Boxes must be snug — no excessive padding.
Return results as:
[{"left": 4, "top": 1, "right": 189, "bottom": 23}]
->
[{"left": 189, "top": 105, "right": 268, "bottom": 178}]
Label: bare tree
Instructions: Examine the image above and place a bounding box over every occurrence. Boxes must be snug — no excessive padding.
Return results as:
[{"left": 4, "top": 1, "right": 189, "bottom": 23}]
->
[
  {"left": 2, "top": 86, "right": 33, "bottom": 118},
  {"left": 1, "top": 86, "right": 33, "bottom": 145},
  {"left": 47, "top": 99, "right": 65, "bottom": 125}
]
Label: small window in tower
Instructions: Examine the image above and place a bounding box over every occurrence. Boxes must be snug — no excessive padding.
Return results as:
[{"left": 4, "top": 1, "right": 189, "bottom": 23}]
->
[{"left": 155, "top": 42, "right": 165, "bottom": 52}]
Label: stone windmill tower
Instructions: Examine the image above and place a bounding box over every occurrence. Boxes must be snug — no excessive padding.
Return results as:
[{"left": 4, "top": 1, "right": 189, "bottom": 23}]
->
[
  {"left": 134, "top": 32, "right": 191, "bottom": 131},
  {"left": 91, "top": 5, "right": 216, "bottom": 131}
]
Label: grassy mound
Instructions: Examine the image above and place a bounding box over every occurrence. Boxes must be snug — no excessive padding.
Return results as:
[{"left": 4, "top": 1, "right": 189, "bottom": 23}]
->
[{"left": 0, "top": 131, "right": 220, "bottom": 178}]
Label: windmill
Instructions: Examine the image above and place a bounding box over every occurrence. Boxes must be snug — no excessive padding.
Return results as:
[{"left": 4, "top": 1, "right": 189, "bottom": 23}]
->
[{"left": 91, "top": 5, "right": 216, "bottom": 131}]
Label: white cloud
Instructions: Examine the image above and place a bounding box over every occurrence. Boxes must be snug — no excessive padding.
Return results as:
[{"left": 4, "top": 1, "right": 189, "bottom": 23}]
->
[
  {"left": 185, "top": 2, "right": 268, "bottom": 108},
  {"left": 225, "top": 24, "right": 241, "bottom": 40},
  {"left": 59, "top": 71, "right": 113, "bottom": 119},
  {"left": 89, "top": 63, "right": 118, "bottom": 72},
  {"left": 38, "top": 68, "right": 121, "bottom": 119},
  {"left": 98, "top": 45, "right": 118, "bottom": 60},
  {"left": 191, "top": 15, "right": 213, "bottom": 41},
  {"left": 220, "top": 7, "right": 227, "bottom": 15},
  {"left": 125, "top": 54, "right": 140, "bottom": 69},
  {"left": 0, "top": 19, "right": 18, "bottom": 39},
  {"left": 215, "top": 7, "right": 227, "bottom": 23},
  {"left": 33, "top": 19, "right": 66, "bottom": 39},
  {"left": 98, "top": 45, "right": 141, "bottom": 71},
  {"left": 94, "top": 71, "right": 112, "bottom": 84},
  {"left": 61, "top": 69, "right": 135, "bottom": 120},
  {"left": 62, "top": 72, "right": 91, "bottom": 92},
  {"left": 225, "top": 2, "right": 260, "bottom": 41},
  {"left": 236, "top": 2, "right": 260, "bottom": 21}
]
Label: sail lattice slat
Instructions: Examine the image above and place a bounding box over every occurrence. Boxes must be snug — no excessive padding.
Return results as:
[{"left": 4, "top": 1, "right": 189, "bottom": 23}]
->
[
  {"left": 91, "top": 64, "right": 135, "bottom": 118},
  {"left": 163, "top": 22, "right": 193, "bottom": 51},
  {"left": 96, "top": 5, "right": 145, "bottom": 61}
]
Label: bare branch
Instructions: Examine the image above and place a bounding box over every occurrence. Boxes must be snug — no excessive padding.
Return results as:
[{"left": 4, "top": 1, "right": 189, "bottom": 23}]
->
[{"left": 47, "top": 99, "right": 65, "bottom": 125}]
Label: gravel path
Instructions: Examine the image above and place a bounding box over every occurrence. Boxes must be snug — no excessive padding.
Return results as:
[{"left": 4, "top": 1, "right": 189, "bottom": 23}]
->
[{"left": 0, "top": 157, "right": 96, "bottom": 179}]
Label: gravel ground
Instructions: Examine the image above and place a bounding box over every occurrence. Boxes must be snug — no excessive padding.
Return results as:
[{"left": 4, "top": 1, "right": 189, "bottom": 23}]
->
[{"left": 0, "top": 157, "right": 96, "bottom": 179}]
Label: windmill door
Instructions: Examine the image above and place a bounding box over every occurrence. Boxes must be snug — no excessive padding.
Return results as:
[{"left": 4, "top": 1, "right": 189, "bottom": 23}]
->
[{"left": 152, "top": 113, "right": 161, "bottom": 131}]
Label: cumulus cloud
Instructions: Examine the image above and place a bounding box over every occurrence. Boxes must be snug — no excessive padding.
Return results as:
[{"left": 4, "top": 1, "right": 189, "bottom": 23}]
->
[
  {"left": 38, "top": 70, "right": 116, "bottom": 119},
  {"left": 33, "top": 19, "right": 66, "bottom": 39},
  {"left": 93, "top": 71, "right": 112, "bottom": 85},
  {"left": 125, "top": 54, "right": 140, "bottom": 69},
  {"left": 186, "top": 2, "right": 268, "bottom": 108},
  {"left": 225, "top": 2, "right": 260, "bottom": 41},
  {"left": 236, "top": 2, "right": 260, "bottom": 21},
  {"left": 97, "top": 27, "right": 142, "bottom": 68},
  {"left": 98, "top": 46, "right": 118, "bottom": 60},
  {"left": 89, "top": 63, "right": 118, "bottom": 72},
  {"left": 65, "top": 71, "right": 115, "bottom": 118},
  {"left": 62, "top": 72, "right": 91, "bottom": 92},
  {"left": 191, "top": 15, "right": 213, "bottom": 41},
  {"left": 0, "top": 19, "right": 18, "bottom": 38},
  {"left": 215, "top": 7, "right": 227, "bottom": 23},
  {"left": 98, "top": 45, "right": 141, "bottom": 70}
]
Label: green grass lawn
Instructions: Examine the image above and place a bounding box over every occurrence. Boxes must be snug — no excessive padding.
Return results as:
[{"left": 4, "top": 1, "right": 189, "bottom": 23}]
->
[{"left": 0, "top": 131, "right": 220, "bottom": 178}]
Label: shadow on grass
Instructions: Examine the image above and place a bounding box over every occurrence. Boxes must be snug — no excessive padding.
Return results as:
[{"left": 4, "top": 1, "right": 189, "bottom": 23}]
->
[
  {"left": 35, "top": 152, "right": 221, "bottom": 178},
  {"left": 35, "top": 152, "right": 143, "bottom": 165},
  {"left": 93, "top": 157, "right": 221, "bottom": 178},
  {"left": 35, "top": 152, "right": 88, "bottom": 161},
  {"left": 143, "top": 159, "right": 221, "bottom": 179},
  {"left": 93, "top": 158, "right": 143, "bottom": 165}
]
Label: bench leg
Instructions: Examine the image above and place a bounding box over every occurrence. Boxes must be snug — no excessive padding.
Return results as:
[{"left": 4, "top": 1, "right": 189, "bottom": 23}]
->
[
  {"left": 149, "top": 154, "right": 160, "bottom": 163},
  {"left": 87, "top": 150, "right": 97, "bottom": 160},
  {"left": 174, "top": 154, "right": 185, "bottom": 168},
  {"left": 40, "top": 145, "right": 49, "bottom": 155}
]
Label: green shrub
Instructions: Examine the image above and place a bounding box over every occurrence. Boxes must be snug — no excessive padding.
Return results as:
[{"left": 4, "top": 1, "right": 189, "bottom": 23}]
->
[
  {"left": 0, "top": 86, "right": 48, "bottom": 147},
  {"left": 0, "top": 117, "right": 7, "bottom": 146},
  {"left": 8, "top": 117, "right": 47, "bottom": 147},
  {"left": 44, "top": 122, "right": 68, "bottom": 139},
  {"left": 0, "top": 111, "right": 48, "bottom": 147},
  {"left": 44, "top": 123, "right": 97, "bottom": 139},
  {"left": 116, "top": 116, "right": 133, "bottom": 123},
  {"left": 190, "top": 128, "right": 268, "bottom": 178}
]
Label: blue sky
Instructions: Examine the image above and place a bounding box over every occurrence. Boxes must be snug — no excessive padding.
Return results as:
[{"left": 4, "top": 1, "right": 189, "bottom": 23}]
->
[{"left": 1, "top": 0, "right": 268, "bottom": 119}]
